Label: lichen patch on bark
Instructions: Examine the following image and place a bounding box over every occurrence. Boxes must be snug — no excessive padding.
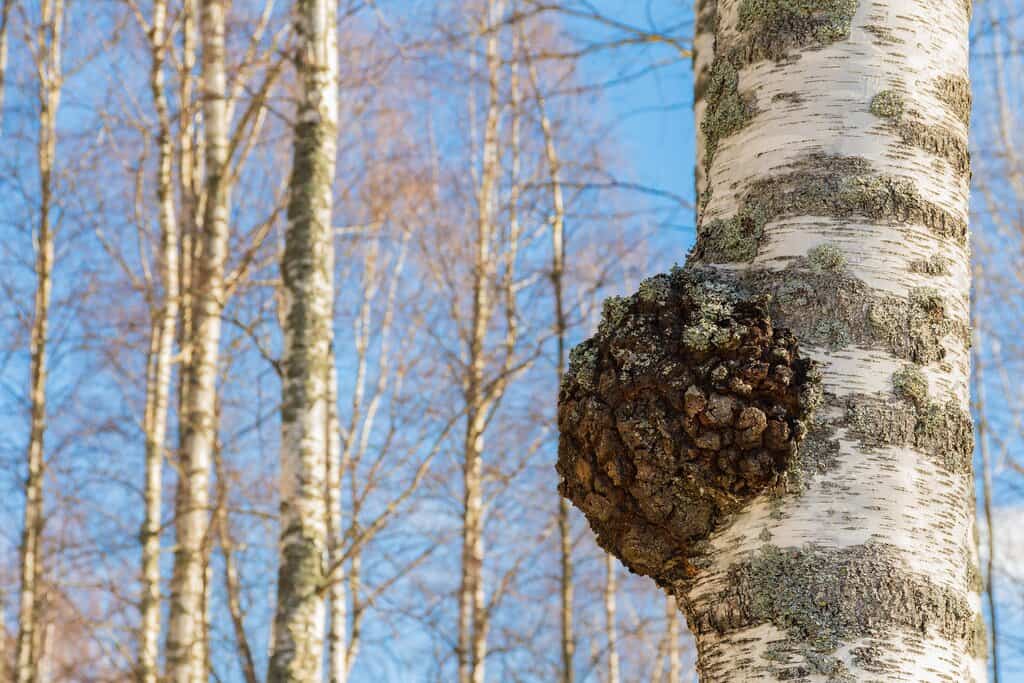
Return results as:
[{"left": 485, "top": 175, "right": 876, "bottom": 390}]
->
[
  {"left": 687, "top": 542, "right": 981, "bottom": 678},
  {"left": 869, "top": 90, "right": 970, "bottom": 177},
  {"left": 729, "top": 257, "right": 968, "bottom": 364},
  {"left": 934, "top": 75, "right": 972, "bottom": 126},
  {"left": 694, "top": 154, "right": 967, "bottom": 263},
  {"left": 557, "top": 268, "right": 820, "bottom": 586},
  {"left": 733, "top": 0, "right": 858, "bottom": 63},
  {"left": 844, "top": 387, "right": 974, "bottom": 476},
  {"left": 701, "top": 59, "right": 758, "bottom": 173}
]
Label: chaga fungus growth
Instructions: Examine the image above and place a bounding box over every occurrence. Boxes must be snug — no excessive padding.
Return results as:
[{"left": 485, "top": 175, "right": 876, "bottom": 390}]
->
[{"left": 557, "top": 268, "right": 820, "bottom": 586}]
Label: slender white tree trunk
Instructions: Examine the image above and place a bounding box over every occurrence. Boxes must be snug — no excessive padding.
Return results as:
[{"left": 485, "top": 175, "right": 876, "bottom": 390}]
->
[
  {"left": 138, "top": 2, "right": 180, "bottom": 680},
  {"left": 692, "top": 0, "right": 716, "bottom": 207},
  {"left": 559, "top": 1, "right": 982, "bottom": 680},
  {"left": 666, "top": 597, "right": 680, "bottom": 682},
  {"left": 16, "top": 3, "right": 62, "bottom": 681},
  {"left": 458, "top": 4, "right": 503, "bottom": 682},
  {"left": 0, "top": 0, "right": 12, "bottom": 130},
  {"left": 326, "top": 353, "right": 348, "bottom": 683},
  {"left": 166, "top": 0, "right": 230, "bottom": 679},
  {"left": 603, "top": 555, "right": 619, "bottom": 683},
  {"left": 267, "top": 0, "right": 337, "bottom": 679}
]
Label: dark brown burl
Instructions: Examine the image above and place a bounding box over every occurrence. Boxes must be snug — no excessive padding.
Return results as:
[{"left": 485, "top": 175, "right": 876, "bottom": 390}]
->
[{"left": 557, "top": 268, "right": 820, "bottom": 587}]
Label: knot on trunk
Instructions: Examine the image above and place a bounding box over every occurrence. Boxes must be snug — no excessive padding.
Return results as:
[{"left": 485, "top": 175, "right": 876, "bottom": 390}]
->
[{"left": 556, "top": 267, "right": 820, "bottom": 586}]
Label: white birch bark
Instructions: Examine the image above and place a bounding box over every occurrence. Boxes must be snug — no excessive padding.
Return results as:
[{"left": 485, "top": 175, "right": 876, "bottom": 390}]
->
[
  {"left": 458, "top": 4, "right": 503, "bottom": 682},
  {"left": 603, "top": 555, "right": 619, "bottom": 683},
  {"left": 559, "top": 0, "right": 982, "bottom": 680},
  {"left": 166, "top": 0, "right": 230, "bottom": 679},
  {"left": 325, "top": 351, "right": 347, "bottom": 683},
  {"left": 0, "top": 0, "right": 12, "bottom": 130},
  {"left": 137, "top": 2, "right": 179, "bottom": 680},
  {"left": 267, "top": 0, "right": 337, "bottom": 679},
  {"left": 685, "top": 1, "right": 980, "bottom": 677},
  {"left": 692, "top": 0, "right": 716, "bottom": 207},
  {"left": 15, "top": 3, "right": 62, "bottom": 681}
]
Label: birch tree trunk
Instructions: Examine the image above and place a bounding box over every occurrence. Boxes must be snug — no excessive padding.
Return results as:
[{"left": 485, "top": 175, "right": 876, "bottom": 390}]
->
[
  {"left": 458, "top": 4, "right": 503, "bottom": 682},
  {"left": 0, "top": 0, "right": 12, "bottom": 130},
  {"left": 166, "top": 0, "right": 230, "bottom": 679},
  {"left": 558, "top": 1, "right": 983, "bottom": 680},
  {"left": 267, "top": 0, "right": 337, "bottom": 679},
  {"left": 325, "top": 356, "right": 347, "bottom": 683},
  {"left": 15, "top": 2, "right": 62, "bottom": 681},
  {"left": 521, "top": 28, "right": 576, "bottom": 682},
  {"left": 603, "top": 555, "right": 619, "bottom": 683},
  {"left": 138, "top": 1, "right": 180, "bottom": 680}
]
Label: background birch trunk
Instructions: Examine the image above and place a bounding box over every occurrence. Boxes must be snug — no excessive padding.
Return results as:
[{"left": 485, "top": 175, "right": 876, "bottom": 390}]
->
[
  {"left": 166, "top": 0, "right": 230, "bottom": 679},
  {"left": 557, "top": 0, "right": 983, "bottom": 680},
  {"left": 0, "top": 0, "right": 11, "bottom": 130},
  {"left": 15, "top": 2, "right": 63, "bottom": 681},
  {"left": 458, "top": 3, "right": 503, "bottom": 682},
  {"left": 603, "top": 555, "right": 619, "bottom": 683},
  {"left": 325, "top": 356, "right": 346, "bottom": 683},
  {"left": 267, "top": 0, "right": 338, "bottom": 679},
  {"left": 692, "top": 0, "right": 715, "bottom": 207},
  {"left": 137, "top": 1, "right": 180, "bottom": 680}
]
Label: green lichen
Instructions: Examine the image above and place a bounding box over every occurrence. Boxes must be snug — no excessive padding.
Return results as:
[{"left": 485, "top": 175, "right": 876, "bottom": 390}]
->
[
  {"left": 892, "top": 365, "right": 928, "bottom": 407},
  {"left": 868, "top": 287, "right": 969, "bottom": 365},
  {"left": 870, "top": 90, "right": 905, "bottom": 119},
  {"left": 638, "top": 274, "right": 673, "bottom": 303},
  {"left": 694, "top": 154, "right": 967, "bottom": 265},
  {"left": 736, "top": 260, "right": 969, "bottom": 365},
  {"left": 567, "top": 340, "right": 600, "bottom": 392},
  {"left": 807, "top": 244, "right": 846, "bottom": 272},
  {"left": 701, "top": 59, "right": 757, "bottom": 166},
  {"left": 934, "top": 75, "right": 972, "bottom": 127},
  {"left": 697, "top": 542, "right": 980, "bottom": 672},
  {"left": 772, "top": 91, "right": 804, "bottom": 104},
  {"left": 870, "top": 90, "right": 969, "bottom": 176},
  {"left": 734, "top": 0, "right": 859, "bottom": 62},
  {"left": 910, "top": 254, "right": 951, "bottom": 275},
  {"left": 971, "top": 614, "right": 988, "bottom": 659},
  {"left": 965, "top": 556, "right": 984, "bottom": 594},
  {"left": 845, "top": 392, "right": 973, "bottom": 475},
  {"left": 863, "top": 24, "right": 902, "bottom": 46},
  {"left": 696, "top": 204, "right": 766, "bottom": 263}
]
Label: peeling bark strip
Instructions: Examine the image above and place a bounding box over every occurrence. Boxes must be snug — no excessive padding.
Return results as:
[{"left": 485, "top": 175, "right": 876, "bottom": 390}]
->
[
  {"left": 563, "top": 0, "right": 981, "bottom": 678},
  {"left": 268, "top": 0, "right": 338, "bottom": 681}
]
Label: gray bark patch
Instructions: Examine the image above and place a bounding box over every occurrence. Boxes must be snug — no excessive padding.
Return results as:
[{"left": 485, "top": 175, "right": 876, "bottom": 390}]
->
[
  {"left": 688, "top": 542, "right": 982, "bottom": 676},
  {"left": 870, "top": 91, "right": 970, "bottom": 177},
  {"left": 694, "top": 154, "right": 967, "bottom": 263}
]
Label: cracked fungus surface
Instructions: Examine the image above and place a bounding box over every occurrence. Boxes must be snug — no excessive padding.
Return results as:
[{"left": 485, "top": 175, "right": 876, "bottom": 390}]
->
[{"left": 557, "top": 268, "right": 820, "bottom": 586}]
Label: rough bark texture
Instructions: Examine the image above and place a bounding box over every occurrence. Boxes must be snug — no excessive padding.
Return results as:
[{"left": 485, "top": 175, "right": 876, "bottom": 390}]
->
[
  {"left": 15, "top": 3, "right": 62, "bottom": 681},
  {"left": 559, "top": 0, "right": 981, "bottom": 680},
  {"left": 558, "top": 268, "right": 820, "bottom": 585},
  {"left": 138, "top": 2, "right": 179, "bottom": 681},
  {"left": 166, "top": 0, "right": 229, "bottom": 679},
  {"left": 267, "top": 0, "right": 338, "bottom": 680}
]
